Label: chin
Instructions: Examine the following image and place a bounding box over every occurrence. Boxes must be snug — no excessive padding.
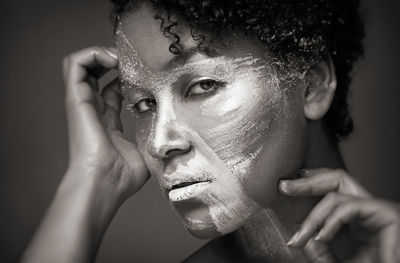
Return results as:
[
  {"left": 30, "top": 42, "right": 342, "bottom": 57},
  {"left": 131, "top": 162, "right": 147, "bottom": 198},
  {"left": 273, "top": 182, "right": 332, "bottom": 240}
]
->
[
  {"left": 182, "top": 218, "right": 223, "bottom": 239},
  {"left": 178, "top": 206, "right": 257, "bottom": 239},
  {"left": 185, "top": 225, "right": 222, "bottom": 239}
]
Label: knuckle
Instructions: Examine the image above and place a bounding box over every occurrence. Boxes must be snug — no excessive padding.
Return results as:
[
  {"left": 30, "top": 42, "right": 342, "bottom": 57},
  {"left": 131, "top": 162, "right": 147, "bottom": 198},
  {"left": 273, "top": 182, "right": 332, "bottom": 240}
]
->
[
  {"left": 63, "top": 53, "right": 79, "bottom": 70},
  {"left": 335, "top": 168, "right": 346, "bottom": 174},
  {"left": 325, "top": 191, "right": 338, "bottom": 200},
  {"left": 89, "top": 46, "right": 102, "bottom": 57},
  {"left": 341, "top": 200, "right": 356, "bottom": 212},
  {"left": 307, "top": 184, "right": 316, "bottom": 195},
  {"left": 335, "top": 169, "right": 348, "bottom": 180},
  {"left": 334, "top": 169, "right": 348, "bottom": 190}
]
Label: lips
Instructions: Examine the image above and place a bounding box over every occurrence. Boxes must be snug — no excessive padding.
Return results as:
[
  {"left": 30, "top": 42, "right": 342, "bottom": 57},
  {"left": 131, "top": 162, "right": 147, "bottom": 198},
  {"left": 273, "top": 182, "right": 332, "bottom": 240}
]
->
[
  {"left": 168, "top": 181, "right": 212, "bottom": 202},
  {"left": 161, "top": 172, "right": 213, "bottom": 198},
  {"left": 170, "top": 180, "right": 211, "bottom": 190}
]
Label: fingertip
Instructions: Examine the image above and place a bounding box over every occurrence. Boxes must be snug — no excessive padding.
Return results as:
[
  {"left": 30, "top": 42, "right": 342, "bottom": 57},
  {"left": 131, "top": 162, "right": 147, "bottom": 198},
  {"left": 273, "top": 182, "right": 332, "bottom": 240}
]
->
[
  {"left": 104, "top": 47, "right": 118, "bottom": 60},
  {"left": 286, "top": 231, "right": 299, "bottom": 247},
  {"left": 314, "top": 229, "right": 331, "bottom": 243},
  {"left": 279, "top": 180, "right": 290, "bottom": 194}
]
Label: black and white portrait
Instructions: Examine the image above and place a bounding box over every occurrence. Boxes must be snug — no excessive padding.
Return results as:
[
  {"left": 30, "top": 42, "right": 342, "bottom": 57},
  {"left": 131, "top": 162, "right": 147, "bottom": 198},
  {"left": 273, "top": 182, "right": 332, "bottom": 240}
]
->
[{"left": 1, "top": 0, "right": 400, "bottom": 262}]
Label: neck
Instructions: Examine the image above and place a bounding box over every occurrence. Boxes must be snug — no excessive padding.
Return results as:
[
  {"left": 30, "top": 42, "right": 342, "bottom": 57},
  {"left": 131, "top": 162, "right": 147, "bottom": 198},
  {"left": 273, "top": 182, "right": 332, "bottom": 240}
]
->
[{"left": 233, "top": 121, "right": 345, "bottom": 262}]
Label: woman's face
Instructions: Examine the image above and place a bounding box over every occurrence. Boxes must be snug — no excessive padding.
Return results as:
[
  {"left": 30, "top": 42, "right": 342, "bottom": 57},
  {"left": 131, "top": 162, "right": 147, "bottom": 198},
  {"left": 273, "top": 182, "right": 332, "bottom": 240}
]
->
[{"left": 117, "top": 3, "right": 307, "bottom": 238}]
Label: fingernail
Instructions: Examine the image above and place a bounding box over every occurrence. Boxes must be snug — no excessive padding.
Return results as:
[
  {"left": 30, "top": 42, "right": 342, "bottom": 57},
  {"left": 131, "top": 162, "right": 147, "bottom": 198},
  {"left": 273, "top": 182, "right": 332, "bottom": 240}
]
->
[
  {"left": 314, "top": 232, "right": 323, "bottom": 241},
  {"left": 104, "top": 48, "right": 118, "bottom": 60},
  {"left": 279, "top": 180, "right": 288, "bottom": 193},
  {"left": 298, "top": 169, "right": 307, "bottom": 176},
  {"left": 286, "top": 231, "right": 299, "bottom": 246}
]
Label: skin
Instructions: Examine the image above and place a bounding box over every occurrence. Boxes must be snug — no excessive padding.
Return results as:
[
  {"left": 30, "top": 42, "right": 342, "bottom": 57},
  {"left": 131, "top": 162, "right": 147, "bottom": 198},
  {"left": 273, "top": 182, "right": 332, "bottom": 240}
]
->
[
  {"left": 282, "top": 168, "right": 400, "bottom": 263},
  {"left": 116, "top": 4, "right": 307, "bottom": 239},
  {"left": 21, "top": 2, "right": 400, "bottom": 263}
]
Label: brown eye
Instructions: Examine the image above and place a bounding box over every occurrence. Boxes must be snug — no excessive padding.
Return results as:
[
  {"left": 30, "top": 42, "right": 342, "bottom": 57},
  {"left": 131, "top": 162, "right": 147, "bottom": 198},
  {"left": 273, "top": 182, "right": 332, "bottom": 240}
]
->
[
  {"left": 187, "top": 79, "right": 219, "bottom": 96},
  {"left": 135, "top": 98, "right": 156, "bottom": 113}
]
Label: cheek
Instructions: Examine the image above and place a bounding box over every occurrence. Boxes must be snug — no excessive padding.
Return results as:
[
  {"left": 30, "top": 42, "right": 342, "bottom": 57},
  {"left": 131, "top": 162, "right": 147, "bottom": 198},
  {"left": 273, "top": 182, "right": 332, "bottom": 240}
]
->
[
  {"left": 182, "top": 71, "right": 283, "bottom": 177},
  {"left": 181, "top": 74, "right": 306, "bottom": 206},
  {"left": 134, "top": 114, "right": 163, "bottom": 177},
  {"left": 242, "top": 89, "right": 307, "bottom": 207}
]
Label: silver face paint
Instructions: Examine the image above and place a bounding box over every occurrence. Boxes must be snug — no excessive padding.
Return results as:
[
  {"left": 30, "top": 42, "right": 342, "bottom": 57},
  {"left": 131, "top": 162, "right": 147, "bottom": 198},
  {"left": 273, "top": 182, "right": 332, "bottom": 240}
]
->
[{"left": 115, "top": 21, "right": 299, "bottom": 238}]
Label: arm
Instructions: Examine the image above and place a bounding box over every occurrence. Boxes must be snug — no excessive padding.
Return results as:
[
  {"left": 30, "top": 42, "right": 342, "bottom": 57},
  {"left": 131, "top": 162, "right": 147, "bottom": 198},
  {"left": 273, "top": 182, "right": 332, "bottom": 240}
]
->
[
  {"left": 21, "top": 47, "right": 149, "bottom": 263},
  {"left": 21, "top": 169, "right": 121, "bottom": 263}
]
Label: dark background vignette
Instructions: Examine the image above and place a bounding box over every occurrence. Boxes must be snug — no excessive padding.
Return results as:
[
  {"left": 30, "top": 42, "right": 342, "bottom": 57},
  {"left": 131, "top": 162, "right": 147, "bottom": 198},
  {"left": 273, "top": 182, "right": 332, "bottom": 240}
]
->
[{"left": 0, "top": 0, "right": 399, "bottom": 262}]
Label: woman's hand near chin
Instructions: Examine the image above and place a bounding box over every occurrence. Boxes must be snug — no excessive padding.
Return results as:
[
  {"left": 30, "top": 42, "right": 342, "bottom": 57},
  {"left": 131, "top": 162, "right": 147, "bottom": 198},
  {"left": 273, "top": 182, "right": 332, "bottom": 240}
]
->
[
  {"left": 21, "top": 47, "right": 149, "bottom": 263},
  {"left": 279, "top": 168, "right": 400, "bottom": 263}
]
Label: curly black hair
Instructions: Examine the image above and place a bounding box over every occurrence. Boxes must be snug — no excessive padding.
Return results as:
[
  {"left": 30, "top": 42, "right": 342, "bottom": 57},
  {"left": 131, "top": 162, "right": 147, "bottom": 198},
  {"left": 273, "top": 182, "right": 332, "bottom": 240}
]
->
[{"left": 109, "top": 0, "right": 365, "bottom": 142}]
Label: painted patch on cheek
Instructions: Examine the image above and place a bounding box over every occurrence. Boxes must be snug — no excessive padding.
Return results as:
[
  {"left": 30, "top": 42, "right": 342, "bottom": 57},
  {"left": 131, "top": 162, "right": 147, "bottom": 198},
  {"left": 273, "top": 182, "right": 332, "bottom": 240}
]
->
[{"left": 199, "top": 60, "right": 285, "bottom": 177}]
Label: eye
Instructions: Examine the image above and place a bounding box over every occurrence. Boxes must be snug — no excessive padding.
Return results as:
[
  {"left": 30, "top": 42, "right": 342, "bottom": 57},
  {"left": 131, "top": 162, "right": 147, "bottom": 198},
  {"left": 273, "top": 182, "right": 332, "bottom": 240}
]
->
[
  {"left": 186, "top": 78, "right": 223, "bottom": 97},
  {"left": 134, "top": 98, "right": 156, "bottom": 113}
]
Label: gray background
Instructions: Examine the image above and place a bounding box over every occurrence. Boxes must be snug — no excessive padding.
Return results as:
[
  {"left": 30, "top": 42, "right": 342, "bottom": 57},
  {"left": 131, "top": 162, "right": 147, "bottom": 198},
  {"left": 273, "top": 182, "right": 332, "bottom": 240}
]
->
[{"left": 1, "top": 0, "right": 399, "bottom": 262}]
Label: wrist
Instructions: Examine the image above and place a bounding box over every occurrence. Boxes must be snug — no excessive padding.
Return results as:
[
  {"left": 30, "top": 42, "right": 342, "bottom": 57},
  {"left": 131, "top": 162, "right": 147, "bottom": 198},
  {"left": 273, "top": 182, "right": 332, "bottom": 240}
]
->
[
  {"left": 63, "top": 166, "right": 125, "bottom": 208},
  {"left": 22, "top": 168, "right": 125, "bottom": 263},
  {"left": 58, "top": 167, "right": 125, "bottom": 234},
  {"left": 64, "top": 162, "right": 129, "bottom": 203}
]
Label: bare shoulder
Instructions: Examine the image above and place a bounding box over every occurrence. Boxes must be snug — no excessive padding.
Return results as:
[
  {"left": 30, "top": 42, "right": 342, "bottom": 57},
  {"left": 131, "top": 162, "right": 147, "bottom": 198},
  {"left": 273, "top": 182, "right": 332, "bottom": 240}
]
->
[{"left": 182, "top": 234, "right": 243, "bottom": 263}]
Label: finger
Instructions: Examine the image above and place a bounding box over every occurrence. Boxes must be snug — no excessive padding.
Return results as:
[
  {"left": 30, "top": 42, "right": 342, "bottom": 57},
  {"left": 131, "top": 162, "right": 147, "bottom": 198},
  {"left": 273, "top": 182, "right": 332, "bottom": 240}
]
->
[
  {"left": 63, "top": 46, "right": 118, "bottom": 99},
  {"left": 379, "top": 223, "right": 400, "bottom": 263},
  {"left": 304, "top": 238, "right": 336, "bottom": 263},
  {"left": 101, "top": 78, "right": 123, "bottom": 131},
  {"left": 287, "top": 192, "right": 349, "bottom": 248},
  {"left": 314, "top": 201, "right": 359, "bottom": 243},
  {"left": 87, "top": 47, "right": 118, "bottom": 78},
  {"left": 279, "top": 168, "right": 370, "bottom": 197},
  {"left": 280, "top": 173, "right": 340, "bottom": 196},
  {"left": 102, "top": 77, "right": 122, "bottom": 112},
  {"left": 103, "top": 105, "right": 122, "bottom": 132},
  {"left": 315, "top": 200, "right": 395, "bottom": 243},
  {"left": 87, "top": 48, "right": 117, "bottom": 78},
  {"left": 63, "top": 47, "right": 118, "bottom": 152},
  {"left": 298, "top": 168, "right": 333, "bottom": 178}
]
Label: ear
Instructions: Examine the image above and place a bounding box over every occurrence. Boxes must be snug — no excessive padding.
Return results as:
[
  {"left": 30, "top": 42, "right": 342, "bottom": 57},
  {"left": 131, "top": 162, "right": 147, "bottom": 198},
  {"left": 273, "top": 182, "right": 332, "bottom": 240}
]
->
[{"left": 303, "top": 55, "right": 337, "bottom": 120}]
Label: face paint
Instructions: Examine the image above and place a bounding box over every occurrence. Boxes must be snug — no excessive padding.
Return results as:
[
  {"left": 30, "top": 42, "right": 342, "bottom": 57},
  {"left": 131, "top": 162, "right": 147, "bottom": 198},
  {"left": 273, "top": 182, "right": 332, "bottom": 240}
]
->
[
  {"left": 116, "top": 20, "right": 298, "bottom": 239},
  {"left": 166, "top": 126, "right": 262, "bottom": 234},
  {"left": 198, "top": 58, "right": 284, "bottom": 175}
]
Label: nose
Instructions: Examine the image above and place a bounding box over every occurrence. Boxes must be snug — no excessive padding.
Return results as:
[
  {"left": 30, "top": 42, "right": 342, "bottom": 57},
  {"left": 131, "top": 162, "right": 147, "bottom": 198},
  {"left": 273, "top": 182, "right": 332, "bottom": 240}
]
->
[{"left": 148, "top": 104, "right": 191, "bottom": 160}]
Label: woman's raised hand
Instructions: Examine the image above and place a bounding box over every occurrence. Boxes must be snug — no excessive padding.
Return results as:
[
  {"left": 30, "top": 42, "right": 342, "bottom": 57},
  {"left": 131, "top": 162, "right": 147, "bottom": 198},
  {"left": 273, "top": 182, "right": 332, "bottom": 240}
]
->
[
  {"left": 63, "top": 46, "right": 149, "bottom": 202},
  {"left": 280, "top": 168, "right": 400, "bottom": 263},
  {"left": 21, "top": 47, "right": 150, "bottom": 263}
]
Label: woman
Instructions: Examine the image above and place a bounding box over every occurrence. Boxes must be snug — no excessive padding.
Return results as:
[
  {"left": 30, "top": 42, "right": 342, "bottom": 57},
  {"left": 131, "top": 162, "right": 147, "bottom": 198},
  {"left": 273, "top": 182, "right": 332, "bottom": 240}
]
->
[{"left": 21, "top": 0, "right": 400, "bottom": 262}]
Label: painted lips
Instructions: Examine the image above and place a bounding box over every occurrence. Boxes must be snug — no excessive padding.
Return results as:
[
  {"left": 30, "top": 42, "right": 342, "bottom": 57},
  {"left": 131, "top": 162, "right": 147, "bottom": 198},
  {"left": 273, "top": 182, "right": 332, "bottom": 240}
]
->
[{"left": 168, "top": 181, "right": 211, "bottom": 202}]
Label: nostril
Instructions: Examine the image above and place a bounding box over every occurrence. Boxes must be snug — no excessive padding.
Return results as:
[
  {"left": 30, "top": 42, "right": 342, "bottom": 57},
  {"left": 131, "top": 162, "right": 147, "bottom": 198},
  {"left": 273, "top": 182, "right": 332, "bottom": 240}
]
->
[{"left": 164, "top": 145, "right": 192, "bottom": 159}]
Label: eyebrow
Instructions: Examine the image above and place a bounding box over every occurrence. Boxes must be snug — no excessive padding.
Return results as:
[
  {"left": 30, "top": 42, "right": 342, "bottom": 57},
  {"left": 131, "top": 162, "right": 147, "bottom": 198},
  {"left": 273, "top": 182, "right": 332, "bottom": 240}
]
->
[{"left": 164, "top": 46, "right": 219, "bottom": 70}]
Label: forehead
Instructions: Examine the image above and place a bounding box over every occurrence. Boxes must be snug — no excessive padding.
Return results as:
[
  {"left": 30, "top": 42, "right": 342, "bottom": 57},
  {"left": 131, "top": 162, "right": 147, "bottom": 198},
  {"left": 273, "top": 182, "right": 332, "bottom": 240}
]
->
[
  {"left": 118, "top": 2, "right": 184, "bottom": 72},
  {"left": 117, "top": 2, "right": 267, "bottom": 74}
]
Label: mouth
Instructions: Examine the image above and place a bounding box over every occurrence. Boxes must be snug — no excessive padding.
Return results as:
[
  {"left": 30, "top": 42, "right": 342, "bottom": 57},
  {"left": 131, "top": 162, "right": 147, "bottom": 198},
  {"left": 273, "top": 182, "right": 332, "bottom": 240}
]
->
[
  {"left": 170, "top": 180, "right": 211, "bottom": 190},
  {"left": 168, "top": 180, "right": 212, "bottom": 202}
]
